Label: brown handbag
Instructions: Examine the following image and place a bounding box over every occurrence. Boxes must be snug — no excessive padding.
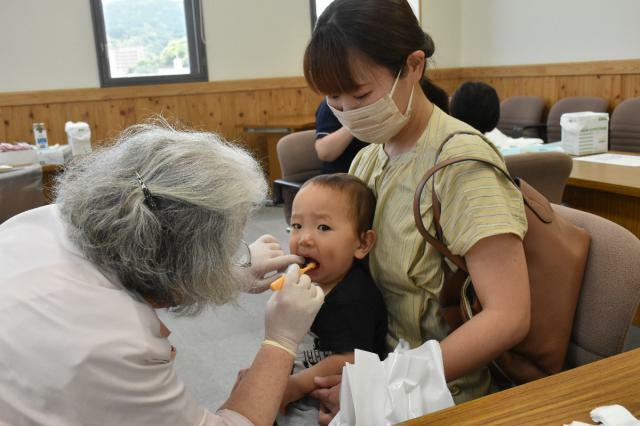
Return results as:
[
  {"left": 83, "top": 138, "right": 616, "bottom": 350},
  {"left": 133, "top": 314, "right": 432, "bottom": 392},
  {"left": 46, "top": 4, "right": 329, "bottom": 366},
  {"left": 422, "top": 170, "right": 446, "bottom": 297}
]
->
[{"left": 413, "top": 131, "right": 591, "bottom": 386}]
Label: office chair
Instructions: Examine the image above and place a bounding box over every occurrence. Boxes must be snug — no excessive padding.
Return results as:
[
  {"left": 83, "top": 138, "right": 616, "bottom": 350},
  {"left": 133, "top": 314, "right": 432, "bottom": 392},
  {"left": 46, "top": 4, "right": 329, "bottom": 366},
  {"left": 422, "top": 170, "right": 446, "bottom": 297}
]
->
[
  {"left": 553, "top": 204, "right": 640, "bottom": 368},
  {"left": 273, "top": 130, "right": 323, "bottom": 225},
  {"left": 505, "top": 152, "right": 573, "bottom": 204},
  {"left": 498, "top": 96, "right": 545, "bottom": 138},
  {"left": 609, "top": 98, "right": 640, "bottom": 152}
]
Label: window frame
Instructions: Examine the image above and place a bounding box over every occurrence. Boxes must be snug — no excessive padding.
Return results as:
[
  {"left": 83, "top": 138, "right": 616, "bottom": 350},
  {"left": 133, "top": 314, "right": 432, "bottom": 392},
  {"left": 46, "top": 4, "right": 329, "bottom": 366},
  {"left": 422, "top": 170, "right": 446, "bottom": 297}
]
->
[{"left": 89, "top": 0, "right": 208, "bottom": 87}]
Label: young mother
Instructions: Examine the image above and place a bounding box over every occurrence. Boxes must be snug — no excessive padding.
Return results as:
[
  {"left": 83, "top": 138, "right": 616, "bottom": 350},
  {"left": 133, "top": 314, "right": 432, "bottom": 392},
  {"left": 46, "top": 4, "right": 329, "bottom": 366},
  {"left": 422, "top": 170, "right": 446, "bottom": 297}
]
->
[{"left": 305, "top": 0, "right": 530, "bottom": 423}]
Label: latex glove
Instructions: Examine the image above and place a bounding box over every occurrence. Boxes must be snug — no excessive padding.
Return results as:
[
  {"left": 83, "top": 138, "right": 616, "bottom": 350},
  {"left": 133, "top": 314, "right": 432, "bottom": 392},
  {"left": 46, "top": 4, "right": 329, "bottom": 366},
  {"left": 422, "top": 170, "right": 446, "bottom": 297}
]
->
[
  {"left": 248, "top": 234, "right": 304, "bottom": 293},
  {"left": 264, "top": 264, "right": 324, "bottom": 356}
]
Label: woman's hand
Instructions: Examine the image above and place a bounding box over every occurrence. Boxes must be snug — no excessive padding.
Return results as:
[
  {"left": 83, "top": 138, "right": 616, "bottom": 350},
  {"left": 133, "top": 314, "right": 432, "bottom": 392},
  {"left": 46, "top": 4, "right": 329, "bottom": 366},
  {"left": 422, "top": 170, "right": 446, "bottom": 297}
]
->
[
  {"left": 248, "top": 234, "right": 304, "bottom": 293},
  {"left": 310, "top": 375, "right": 342, "bottom": 425},
  {"left": 222, "top": 266, "right": 324, "bottom": 425}
]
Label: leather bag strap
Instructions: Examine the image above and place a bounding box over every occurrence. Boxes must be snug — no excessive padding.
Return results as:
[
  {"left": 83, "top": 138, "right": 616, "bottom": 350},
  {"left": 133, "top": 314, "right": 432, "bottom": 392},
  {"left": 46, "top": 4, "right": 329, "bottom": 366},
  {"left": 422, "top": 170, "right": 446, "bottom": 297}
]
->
[{"left": 413, "top": 131, "right": 520, "bottom": 271}]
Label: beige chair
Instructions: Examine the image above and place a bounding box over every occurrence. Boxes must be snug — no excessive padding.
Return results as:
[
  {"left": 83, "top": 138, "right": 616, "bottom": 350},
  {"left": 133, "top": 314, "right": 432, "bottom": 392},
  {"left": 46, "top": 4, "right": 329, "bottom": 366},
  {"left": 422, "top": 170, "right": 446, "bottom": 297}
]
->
[
  {"left": 505, "top": 152, "right": 573, "bottom": 204},
  {"left": 609, "top": 98, "right": 640, "bottom": 152},
  {"left": 0, "top": 165, "right": 47, "bottom": 224},
  {"left": 552, "top": 204, "right": 640, "bottom": 368},
  {"left": 274, "top": 130, "right": 323, "bottom": 225},
  {"left": 497, "top": 96, "right": 545, "bottom": 138}
]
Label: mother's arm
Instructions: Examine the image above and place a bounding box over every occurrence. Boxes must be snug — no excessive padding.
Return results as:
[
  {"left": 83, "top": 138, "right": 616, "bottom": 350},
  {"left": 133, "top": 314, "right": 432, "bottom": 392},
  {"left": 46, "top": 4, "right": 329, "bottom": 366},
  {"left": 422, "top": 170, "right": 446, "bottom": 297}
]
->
[{"left": 440, "top": 232, "right": 530, "bottom": 381}]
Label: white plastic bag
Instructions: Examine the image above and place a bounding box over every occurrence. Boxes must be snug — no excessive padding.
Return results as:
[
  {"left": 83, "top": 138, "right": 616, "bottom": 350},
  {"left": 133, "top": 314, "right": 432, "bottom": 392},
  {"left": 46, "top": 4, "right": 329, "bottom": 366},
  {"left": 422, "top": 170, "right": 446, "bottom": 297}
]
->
[
  {"left": 330, "top": 340, "right": 454, "bottom": 426},
  {"left": 64, "top": 121, "right": 92, "bottom": 156}
]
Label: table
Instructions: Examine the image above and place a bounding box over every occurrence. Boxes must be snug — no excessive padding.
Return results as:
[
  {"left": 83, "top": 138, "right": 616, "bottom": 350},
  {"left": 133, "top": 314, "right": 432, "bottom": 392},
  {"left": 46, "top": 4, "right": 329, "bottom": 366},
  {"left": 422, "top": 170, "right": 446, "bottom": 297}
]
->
[
  {"left": 401, "top": 348, "right": 640, "bottom": 425},
  {"left": 240, "top": 116, "right": 316, "bottom": 185},
  {"left": 563, "top": 152, "right": 640, "bottom": 239}
]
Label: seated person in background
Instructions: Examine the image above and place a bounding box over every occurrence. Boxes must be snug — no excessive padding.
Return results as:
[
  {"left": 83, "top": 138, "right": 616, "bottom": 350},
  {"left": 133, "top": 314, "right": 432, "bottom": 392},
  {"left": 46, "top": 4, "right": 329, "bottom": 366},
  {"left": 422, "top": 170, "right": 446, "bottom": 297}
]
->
[
  {"left": 314, "top": 99, "right": 368, "bottom": 174},
  {"left": 449, "top": 81, "right": 500, "bottom": 133},
  {"left": 278, "top": 173, "right": 387, "bottom": 425},
  {"left": 450, "top": 81, "right": 544, "bottom": 149}
]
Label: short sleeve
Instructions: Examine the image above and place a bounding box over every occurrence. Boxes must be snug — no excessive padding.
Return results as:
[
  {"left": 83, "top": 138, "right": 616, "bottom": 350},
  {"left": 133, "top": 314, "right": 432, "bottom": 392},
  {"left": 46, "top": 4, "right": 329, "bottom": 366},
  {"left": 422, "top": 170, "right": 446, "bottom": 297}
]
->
[
  {"left": 434, "top": 134, "right": 528, "bottom": 256},
  {"left": 315, "top": 99, "right": 342, "bottom": 139}
]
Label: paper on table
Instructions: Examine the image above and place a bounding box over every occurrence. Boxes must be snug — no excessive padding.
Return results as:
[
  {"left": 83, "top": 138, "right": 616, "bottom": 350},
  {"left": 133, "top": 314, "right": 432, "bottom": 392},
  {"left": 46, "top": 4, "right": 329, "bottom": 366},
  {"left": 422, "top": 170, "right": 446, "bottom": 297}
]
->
[
  {"left": 573, "top": 153, "right": 640, "bottom": 167},
  {"left": 563, "top": 404, "right": 640, "bottom": 426}
]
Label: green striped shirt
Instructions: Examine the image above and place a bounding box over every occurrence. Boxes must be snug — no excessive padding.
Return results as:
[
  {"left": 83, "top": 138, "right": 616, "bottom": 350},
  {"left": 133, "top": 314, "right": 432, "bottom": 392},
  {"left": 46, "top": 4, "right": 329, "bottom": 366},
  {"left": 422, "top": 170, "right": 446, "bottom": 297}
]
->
[{"left": 349, "top": 106, "right": 527, "bottom": 402}]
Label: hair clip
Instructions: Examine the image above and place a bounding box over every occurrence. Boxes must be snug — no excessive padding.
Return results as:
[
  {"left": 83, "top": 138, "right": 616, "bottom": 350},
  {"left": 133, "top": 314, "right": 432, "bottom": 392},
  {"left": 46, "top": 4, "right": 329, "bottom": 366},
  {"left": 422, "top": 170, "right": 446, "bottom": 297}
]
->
[{"left": 135, "top": 171, "right": 159, "bottom": 210}]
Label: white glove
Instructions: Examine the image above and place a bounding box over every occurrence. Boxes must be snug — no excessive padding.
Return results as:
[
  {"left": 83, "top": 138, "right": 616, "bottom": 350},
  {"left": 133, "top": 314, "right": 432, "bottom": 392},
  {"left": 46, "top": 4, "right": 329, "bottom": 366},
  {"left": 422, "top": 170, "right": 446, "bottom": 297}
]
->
[
  {"left": 263, "top": 264, "right": 325, "bottom": 356},
  {"left": 248, "top": 234, "right": 304, "bottom": 293}
]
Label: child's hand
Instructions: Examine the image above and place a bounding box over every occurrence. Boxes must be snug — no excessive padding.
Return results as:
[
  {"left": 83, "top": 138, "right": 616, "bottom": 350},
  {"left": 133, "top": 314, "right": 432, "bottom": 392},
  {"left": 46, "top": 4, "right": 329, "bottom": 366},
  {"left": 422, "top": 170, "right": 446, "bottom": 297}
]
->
[{"left": 279, "top": 376, "right": 306, "bottom": 414}]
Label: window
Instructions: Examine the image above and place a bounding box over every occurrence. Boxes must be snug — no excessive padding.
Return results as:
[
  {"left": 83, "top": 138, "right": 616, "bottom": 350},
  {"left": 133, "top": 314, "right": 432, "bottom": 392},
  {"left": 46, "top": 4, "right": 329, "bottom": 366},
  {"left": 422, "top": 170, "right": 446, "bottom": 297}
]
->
[
  {"left": 90, "top": 0, "right": 207, "bottom": 87},
  {"left": 310, "top": 0, "right": 421, "bottom": 28}
]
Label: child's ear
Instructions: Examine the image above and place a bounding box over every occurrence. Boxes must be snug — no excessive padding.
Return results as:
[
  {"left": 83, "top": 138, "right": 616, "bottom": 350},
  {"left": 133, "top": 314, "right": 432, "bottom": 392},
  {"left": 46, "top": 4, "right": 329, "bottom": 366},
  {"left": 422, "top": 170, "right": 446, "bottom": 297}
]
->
[{"left": 354, "top": 230, "right": 376, "bottom": 260}]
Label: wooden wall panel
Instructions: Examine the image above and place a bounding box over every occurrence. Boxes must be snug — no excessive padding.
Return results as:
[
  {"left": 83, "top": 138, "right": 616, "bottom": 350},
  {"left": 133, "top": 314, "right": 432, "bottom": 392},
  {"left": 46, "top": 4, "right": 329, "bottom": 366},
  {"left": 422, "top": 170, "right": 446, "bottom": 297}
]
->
[
  {"left": 0, "top": 107, "right": 8, "bottom": 141},
  {"left": 622, "top": 75, "right": 640, "bottom": 99},
  {"left": 0, "top": 77, "right": 322, "bottom": 149},
  {"left": 0, "top": 59, "right": 636, "bottom": 149},
  {"left": 430, "top": 58, "right": 639, "bottom": 111}
]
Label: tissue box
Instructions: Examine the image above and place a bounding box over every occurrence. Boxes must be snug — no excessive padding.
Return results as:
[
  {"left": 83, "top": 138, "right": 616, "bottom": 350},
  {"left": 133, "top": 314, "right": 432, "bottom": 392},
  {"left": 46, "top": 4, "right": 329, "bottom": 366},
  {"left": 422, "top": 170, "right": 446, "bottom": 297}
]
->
[
  {"left": 560, "top": 112, "right": 609, "bottom": 156},
  {"left": 0, "top": 148, "right": 38, "bottom": 166},
  {"left": 37, "top": 145, "right": 72, "bottom": 165}
]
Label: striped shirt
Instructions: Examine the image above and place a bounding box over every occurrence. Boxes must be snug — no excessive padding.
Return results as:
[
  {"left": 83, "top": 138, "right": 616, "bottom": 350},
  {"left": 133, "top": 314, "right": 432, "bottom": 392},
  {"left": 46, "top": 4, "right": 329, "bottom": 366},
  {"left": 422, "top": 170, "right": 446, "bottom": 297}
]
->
[{"left": 349, "top": 106, "right": 527, "bottom": 402}]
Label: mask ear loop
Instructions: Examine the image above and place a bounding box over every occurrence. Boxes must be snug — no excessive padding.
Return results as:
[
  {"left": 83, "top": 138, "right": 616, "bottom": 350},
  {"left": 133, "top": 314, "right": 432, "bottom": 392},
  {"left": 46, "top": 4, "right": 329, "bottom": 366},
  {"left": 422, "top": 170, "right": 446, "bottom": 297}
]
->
[
  {"left": 390, "top": 67, "right": 414, "bottom": 115},
  {"left": 389, "top": 68, "right": 404, "bottom": 97}
]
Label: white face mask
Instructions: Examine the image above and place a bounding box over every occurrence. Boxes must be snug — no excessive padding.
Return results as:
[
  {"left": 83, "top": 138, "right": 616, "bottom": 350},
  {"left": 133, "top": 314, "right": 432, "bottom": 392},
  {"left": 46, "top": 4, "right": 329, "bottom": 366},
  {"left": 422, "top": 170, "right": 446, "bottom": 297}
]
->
[{"left": 327, "top": 71, "right": 414, "bottom": 145}]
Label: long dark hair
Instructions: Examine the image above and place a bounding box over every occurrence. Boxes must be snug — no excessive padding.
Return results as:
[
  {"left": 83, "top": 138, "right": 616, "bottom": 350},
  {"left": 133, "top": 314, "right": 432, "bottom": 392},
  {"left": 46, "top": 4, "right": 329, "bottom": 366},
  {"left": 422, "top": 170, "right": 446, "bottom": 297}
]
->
[{"left": 303, "top": 0, "right": 449, "bottom": 113}]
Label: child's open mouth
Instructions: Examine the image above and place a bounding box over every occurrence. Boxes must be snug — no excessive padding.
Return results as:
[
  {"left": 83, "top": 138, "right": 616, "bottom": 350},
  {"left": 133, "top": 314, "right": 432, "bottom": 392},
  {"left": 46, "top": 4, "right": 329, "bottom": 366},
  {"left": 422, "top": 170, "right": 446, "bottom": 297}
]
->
[{"left": 304, "top": 257, "right": 320, "bottom": 269}]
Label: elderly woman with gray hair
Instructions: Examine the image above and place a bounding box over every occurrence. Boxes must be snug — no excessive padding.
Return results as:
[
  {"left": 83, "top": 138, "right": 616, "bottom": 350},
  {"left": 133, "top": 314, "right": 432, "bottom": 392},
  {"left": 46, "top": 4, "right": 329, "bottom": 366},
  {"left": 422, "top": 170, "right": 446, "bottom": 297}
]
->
[{"left": 0, "top": 122, "right": 324, "bottom": 426}]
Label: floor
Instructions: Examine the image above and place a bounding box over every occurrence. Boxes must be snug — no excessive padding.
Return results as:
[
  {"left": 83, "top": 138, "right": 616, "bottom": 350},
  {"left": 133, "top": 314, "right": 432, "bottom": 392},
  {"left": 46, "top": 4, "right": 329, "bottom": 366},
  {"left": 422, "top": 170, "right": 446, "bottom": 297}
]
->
[{"left": 159, "top": 205, "right": 640, "bottom": 412}]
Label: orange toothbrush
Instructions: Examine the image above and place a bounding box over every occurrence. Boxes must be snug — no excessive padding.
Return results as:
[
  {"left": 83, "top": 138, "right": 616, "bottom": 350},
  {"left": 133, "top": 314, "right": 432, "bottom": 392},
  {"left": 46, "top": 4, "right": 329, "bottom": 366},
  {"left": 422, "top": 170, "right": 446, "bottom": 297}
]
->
[{"left": 270, "top": 263, "right": 317, "bottom": 291}]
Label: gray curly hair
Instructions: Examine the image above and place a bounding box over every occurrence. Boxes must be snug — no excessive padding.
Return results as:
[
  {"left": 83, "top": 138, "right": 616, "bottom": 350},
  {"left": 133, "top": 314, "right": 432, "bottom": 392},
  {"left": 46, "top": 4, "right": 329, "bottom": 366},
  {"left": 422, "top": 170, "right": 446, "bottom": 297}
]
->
[{"left": 55, "top": 120, "right": 267, "bottom": 315}]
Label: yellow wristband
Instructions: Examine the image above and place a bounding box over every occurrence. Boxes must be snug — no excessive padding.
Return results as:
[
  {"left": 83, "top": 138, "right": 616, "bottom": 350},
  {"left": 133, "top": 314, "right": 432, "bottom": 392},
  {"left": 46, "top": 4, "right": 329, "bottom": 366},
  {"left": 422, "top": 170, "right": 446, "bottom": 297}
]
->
[{"left": 262, "top": 340, "right": 296, "bottom": 358}]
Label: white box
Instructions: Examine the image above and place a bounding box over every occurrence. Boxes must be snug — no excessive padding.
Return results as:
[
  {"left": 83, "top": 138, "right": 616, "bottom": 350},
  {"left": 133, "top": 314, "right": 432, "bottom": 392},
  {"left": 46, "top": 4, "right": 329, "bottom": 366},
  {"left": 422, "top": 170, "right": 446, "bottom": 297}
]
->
[
  {"left": 560, "top": 112, "right": 609, "bottom": 156},
  {"left": 0, "top": 148, "right": 38, "bottom": 166},
  {"left": 37, "top": 145, "right": 73, "bottom": 165}
]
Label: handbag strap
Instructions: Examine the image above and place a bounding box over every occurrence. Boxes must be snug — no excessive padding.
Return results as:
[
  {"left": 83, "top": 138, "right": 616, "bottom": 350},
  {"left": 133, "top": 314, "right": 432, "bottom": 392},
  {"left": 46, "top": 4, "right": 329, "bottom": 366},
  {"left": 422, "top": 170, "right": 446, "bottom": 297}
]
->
[{"left": 413, "top": 131, "right": 521, "bottom": 273}]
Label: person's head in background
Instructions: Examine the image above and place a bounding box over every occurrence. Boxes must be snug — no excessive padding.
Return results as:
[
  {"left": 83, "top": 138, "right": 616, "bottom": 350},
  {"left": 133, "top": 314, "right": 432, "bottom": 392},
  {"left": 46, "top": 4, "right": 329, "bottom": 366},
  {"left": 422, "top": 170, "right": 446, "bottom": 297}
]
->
[
  {"left": 449, "top": 81, "right": 500, "bottom": 133},
  {"left": 304, "top": 0, "right": 449, "bottom": 145},
  {"left": 289, "top": 173, "right": 376, "bottom": 292}
]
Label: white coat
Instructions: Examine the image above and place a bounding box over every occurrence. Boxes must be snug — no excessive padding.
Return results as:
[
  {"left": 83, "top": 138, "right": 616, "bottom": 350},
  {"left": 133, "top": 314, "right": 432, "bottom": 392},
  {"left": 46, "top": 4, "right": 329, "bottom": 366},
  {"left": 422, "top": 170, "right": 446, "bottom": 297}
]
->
[{"left": 0, "top": 205, "right": 251, "bottom": 425}]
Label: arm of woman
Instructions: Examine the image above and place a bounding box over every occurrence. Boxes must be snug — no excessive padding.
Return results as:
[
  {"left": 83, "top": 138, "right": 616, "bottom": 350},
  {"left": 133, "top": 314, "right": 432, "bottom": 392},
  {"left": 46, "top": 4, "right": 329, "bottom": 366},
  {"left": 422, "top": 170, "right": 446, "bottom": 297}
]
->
[
  {"left": 220, "top": 345, "right": 295, "bottom": 425},
  {"left": 221, "top": 265, "right": 324, "bottom": 425},
  {"left": 314, "top": 127, "right": 354, "bottom": 162},
  {"left": 439, "top": 233, "right": 531, "bottom": 381}
]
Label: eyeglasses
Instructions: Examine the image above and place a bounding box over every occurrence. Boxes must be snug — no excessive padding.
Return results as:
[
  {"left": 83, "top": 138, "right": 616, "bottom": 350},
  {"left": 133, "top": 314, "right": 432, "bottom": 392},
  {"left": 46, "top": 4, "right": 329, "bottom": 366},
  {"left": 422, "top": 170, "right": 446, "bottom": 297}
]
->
[{"left": 232, "top": 240, "right": 252, "bottom": 268}]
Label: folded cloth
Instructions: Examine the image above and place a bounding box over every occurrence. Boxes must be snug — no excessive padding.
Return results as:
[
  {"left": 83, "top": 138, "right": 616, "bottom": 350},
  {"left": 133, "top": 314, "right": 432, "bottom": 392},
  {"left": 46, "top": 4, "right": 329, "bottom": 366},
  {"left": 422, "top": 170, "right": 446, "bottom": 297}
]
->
[
  {"left": 485, "top": 128, "right": 544, "bottom": 149},
  {"left": 564, "top": 404, "right": 640, "bottom": 426}
]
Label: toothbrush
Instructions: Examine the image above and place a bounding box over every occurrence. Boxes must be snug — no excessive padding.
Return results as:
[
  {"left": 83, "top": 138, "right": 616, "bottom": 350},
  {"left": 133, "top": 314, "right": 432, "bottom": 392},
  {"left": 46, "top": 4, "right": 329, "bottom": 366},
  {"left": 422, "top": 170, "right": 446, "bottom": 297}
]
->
[{"left": 270, "top": 263, "right": 317, "bottom": 291}]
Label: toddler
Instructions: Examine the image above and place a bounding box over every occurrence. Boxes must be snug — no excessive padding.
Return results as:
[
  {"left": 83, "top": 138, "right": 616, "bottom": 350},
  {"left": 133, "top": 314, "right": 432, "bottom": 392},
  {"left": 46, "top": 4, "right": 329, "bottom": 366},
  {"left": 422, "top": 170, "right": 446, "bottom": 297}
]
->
[{"left": 277, "top": 173, "right": 387, "bottom": 425}]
